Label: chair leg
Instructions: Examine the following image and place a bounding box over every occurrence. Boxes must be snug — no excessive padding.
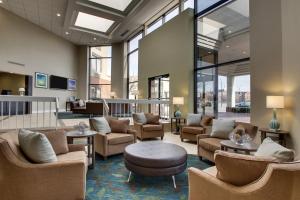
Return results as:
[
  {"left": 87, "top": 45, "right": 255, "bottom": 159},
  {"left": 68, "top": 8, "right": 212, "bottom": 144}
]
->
[
  {"left": 161, "top": 136, "right": 164, "bottom": 140},
  {"left": 199, "top": 156, "right": 202, "bottom": 161},
  {"left": 172, "top": 176, "right": 176, "bottom": 189},
  {"left": 103, "top": 156, "right": 107, "bottom": 160},
  {"left": 181, "top": 138, "right": 183, "bottom": 142}
]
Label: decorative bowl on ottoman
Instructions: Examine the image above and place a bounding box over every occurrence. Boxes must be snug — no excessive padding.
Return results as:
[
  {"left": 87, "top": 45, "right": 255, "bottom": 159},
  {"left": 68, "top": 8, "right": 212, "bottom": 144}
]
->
[{"left": 124, "top": 141, "right": 187, "bottom": 188}]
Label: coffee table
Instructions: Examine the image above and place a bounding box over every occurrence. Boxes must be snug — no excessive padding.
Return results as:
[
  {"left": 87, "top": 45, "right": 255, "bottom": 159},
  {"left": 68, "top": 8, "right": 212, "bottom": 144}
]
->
[
  {"left": 220, "top": 140, "right": 259, "bottom": 155},
  {"left": 66, "top": 130, "right": 96, "bottom": 169},
  {"left": 124, "top": 141, "right": 187, "bottom": 188}
]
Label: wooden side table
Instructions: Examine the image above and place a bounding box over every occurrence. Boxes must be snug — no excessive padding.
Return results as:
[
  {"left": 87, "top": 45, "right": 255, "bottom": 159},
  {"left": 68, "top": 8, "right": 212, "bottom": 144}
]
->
[
  {"left": 171, "top": 117, "right": 186, "bottom": 134},
  {"left": 220, "top": 140, "right": 259, "bottom": 155},
  {"left": 66, "top": 130, "right": 96, "bottom": 169},
  {"left": 259, "top": 128, "right": 289, "bottom": 147}
]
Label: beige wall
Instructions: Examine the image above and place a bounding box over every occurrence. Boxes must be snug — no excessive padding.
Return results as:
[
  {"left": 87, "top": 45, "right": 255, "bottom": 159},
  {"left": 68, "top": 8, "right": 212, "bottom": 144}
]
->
[
  {"left": 77, "top": 46, "right": 88, "bottom": 100},
  {"left": 139, "top": 9, "right": 194, "bottom": 116},
  {"left": 0, "top": 73, "right": 25, "bottom": 95},
  {"left": 251, "top": 0, "right": 300, "bottom": 156},
  {"left": 0, "top": 7, "right": 80, "bottom": 110}
]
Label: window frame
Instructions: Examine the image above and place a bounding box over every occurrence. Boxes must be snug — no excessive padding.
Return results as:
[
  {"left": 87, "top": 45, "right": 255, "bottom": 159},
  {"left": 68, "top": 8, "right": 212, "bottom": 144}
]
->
[
  {"left": 127, "top": 31, "right": 144, "bottom": 99},
  {"left": 88, "top": 45, "right": 112, "bottom": 99}
]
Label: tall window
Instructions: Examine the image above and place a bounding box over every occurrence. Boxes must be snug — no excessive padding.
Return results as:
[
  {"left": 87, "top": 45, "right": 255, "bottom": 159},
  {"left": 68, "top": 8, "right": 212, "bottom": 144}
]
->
[
  {"left": 89, "top": 46, "right": 112, "bottom": 99},
  {"left": 184, "top": 0, "right": 194, "bottom": 10},
  {"left": 128, "top": 33, "right": 143, "bottom": 99},
  {"left": 195, "top": 0, "right": 250, "bottom": 122}
]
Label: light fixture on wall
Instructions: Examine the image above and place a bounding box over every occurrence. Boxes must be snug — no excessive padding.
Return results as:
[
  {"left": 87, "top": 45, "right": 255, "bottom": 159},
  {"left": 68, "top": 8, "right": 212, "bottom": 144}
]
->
[
  {"left": 173, "top": 97, "right": 184, "bottom": 118},
  {"left": 266, "top": 96, "right": 285, "bottom": 131}
]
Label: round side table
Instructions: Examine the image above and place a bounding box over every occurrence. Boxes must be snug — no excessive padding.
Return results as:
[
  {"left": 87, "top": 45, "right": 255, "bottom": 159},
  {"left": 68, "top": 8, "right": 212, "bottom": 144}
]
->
[
  {"left": 220, "top": 140, "right": 259, "bottom": 155},
  {"left": 66, "top": 130, "right": 96, "bottom": 169}
]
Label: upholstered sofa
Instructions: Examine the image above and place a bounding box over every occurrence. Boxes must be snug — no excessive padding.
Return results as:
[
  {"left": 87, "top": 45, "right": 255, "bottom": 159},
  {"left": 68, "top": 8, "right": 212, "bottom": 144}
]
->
[
  {"left": 0, "top": 130, "right": 87, "bottom": 200},
  {"left": 197, "top": 122, "right": 258, "bottom": 162},
  {"left": 188, "top": 151, "right": 300, "bottom": 200},
  {"left": 180, "top": 115, "right": 213, "bottom": 142},
  {"left": 132, "top": 113, "right": 164, "bottom": 141},
  {"left": 89, "top": 118, "right": 136, "bottom": 159}
]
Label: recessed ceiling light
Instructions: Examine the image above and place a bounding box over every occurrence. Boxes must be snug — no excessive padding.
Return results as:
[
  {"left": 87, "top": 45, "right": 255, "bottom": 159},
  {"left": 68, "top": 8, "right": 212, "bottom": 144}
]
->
[
  {"left": 242, "top": 51, "right": 247, "bottom": 54},
  {"left": 226, "top": 45, "right": 230, "bottom": 48},
  {"left": 208, "top": 51, "right": 212, "bottom": 54},
  {"left": 65, "top": 31, "right": 70, "bottom": 35},
  {"left": 75, "top": 12, "right": 114, "bottom": 32},
  {"left": 88, "top": 0, "right": 132, "bottom": 11},
  {"left": 228, "top": 30, "right": 232, "bottom": 34},
  {"left": 56, "top": 13, "right": 61, "bottom": 17},
  {"left": 0, "top": 0, "right": 3, "bottom": 3},
  {"left": 93, "top": 37, "right": 97, "bottom": 40}
]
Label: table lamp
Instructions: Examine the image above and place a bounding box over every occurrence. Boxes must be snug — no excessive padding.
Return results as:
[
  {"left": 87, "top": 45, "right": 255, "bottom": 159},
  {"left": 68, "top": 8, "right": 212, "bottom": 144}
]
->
[
  {"left": 18, "top": 88, "right": 25, "bottom": 96},
  {"left": 266, "top": 96, "right": 284, "bottom": 131},
  {"left": 173, "top": 97, "right": 184, "bottom": 118}
]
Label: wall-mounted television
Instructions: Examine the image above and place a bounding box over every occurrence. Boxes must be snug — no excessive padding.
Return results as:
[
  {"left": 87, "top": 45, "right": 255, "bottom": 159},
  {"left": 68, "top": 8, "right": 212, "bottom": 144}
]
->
[{"left": 49, "top": 75, "right": 68, "bottom": 90}]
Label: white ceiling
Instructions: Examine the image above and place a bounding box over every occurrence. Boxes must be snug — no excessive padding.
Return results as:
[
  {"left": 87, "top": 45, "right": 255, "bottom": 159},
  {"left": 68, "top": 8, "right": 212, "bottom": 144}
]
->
[{"left": 0, "top": 0, "right": 173, "bottom": 45}]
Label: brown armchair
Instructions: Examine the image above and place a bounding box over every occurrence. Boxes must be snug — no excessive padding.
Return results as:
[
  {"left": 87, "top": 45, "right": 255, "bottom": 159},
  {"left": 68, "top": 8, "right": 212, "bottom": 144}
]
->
[
  {"left": 180, "top": 115, "right": 214, "bottom": 142},
  {"left": 197, "top": 122, "right": 258, "bottom": 162},
  {"left": 188, "top": 151, "right": 300, "bottom": 200},
  {"left": 89, "top": 118, "right": 136, "bottom": 159},
  {"left": 132, "top": 113, "right": 164, "bottom": 141},
  {"left": 0, "top": 131, "right": 87, "bottom": 200}
]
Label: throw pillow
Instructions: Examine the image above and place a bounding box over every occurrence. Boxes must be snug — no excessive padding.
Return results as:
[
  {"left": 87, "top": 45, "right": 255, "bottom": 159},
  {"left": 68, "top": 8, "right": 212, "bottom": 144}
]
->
[
  {"left": 42, "top": 130, "right": 69, "bottom": 155},
  {"left": 210, "top": 119, "right": 235, "bottom": 139},
  {"left": 186, "top": 113, "right": 202, "bottom": 126},
  {"left": 89, "top": 117, "right": 111, "bottom": 134},
  {"left": 145, "top": 113, "right": 160, "bottom": 124},
  {"left": 18, "top": 129, "right": 57, "bottom": 163},
  {"left": 133, "top": 113, "right": 147, "bottom": 124},
  {"left": 109, "top": 119, "right": 130, "bottom": 133},
  {"left": 200, "top": 116, "right": 213, "bottom": 126},
  {"left": 215, "top": 150, "right": 276, "bottom": 186},
  {"left": 255, "top": 137, "right": 295, "bottom": 162}
]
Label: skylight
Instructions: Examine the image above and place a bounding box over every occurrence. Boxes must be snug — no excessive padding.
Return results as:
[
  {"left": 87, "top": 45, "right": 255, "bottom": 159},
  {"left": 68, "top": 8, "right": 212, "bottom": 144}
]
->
[
  {"left": 75, "top": 12, "right": 114, "bottom": 32},
  {"left": 88, "top": 0, "right": 133, "bottom": 11}
]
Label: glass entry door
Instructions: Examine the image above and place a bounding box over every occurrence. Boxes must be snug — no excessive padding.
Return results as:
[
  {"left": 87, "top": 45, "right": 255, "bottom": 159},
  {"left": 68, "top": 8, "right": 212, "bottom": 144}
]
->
[{"left": 148, "top": 74, "right": 170, "bottom": 119}]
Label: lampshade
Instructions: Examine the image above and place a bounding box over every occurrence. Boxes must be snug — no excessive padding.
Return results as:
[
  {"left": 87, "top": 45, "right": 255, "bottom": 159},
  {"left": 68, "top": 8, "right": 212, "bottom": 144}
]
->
[
  {"left": 18, "top": 88, "right": 25, "bottom": 92},
  {"left": 266, "top": 96, "right": 284, "bottom": 109},
  {"left": 173, "top": 97, "right": 184, "bottom": 105}
]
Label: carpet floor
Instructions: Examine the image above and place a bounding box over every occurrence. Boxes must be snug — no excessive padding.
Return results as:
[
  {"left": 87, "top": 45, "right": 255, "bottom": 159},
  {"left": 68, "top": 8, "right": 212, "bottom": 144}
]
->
[{"left": 86, "top": 154, "right": 211, "bottom": 200}]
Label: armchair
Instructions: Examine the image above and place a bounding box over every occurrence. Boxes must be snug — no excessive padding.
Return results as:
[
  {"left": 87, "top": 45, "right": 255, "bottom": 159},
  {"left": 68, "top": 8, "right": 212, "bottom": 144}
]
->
[
  {"left": 89, "top": 118, "right": 136, "bottom": 159},
  {"left": 132, "top": 113, "right": 164, "bottom": 141},
  {"left": 197, "top": 122, "right": 258, "bottom": 162},
  {"left": 188, "top": 156, "right": 300, "bottom": 200},
  {"left": 0, "top": 131, "right": 87, "bottom": 200}
]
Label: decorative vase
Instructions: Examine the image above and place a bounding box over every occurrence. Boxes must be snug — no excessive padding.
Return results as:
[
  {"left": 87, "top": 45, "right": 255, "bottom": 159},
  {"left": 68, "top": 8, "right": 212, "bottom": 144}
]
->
[
  {"left": 174, "top": 110, "right": 182, "bottom": 118},
  {"left": 269, "top": 109, "right": 280, "bottom": 130}
]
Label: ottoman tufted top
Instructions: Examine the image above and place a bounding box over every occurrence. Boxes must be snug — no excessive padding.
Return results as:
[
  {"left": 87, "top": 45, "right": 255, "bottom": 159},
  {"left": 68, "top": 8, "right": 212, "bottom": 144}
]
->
[{"left": 124, "top": 141, "right": 187, "bottom": 168}]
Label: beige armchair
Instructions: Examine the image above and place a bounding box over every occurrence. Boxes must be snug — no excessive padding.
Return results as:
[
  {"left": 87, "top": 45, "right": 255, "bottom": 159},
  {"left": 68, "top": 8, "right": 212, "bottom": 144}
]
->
[
  {"left": 189, "top": 155, "right": 300, "bottom": 200},
  {"left": 0, "top": 131, "right": 87, "bottom": 200},
  {"left": 197, "top": 122, "right": 258, "bottom": 162},
  {"left": 89, "top": 119, "right": 136, "bottom": 159},
  {"left": 180, "top": 115, "right": 213, "bottom": 142}
]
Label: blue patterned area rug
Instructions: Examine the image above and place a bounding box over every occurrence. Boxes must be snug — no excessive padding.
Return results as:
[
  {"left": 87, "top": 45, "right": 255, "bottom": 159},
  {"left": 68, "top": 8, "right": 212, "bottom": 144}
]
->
[{"left": 86, "top": 154, "right": 211, "bottom": 200}]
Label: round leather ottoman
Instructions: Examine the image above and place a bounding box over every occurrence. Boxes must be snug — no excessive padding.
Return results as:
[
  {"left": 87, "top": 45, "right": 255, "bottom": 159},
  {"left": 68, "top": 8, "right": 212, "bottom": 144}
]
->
[{"left": 124, "top": 141, "right": 187, "bottom": 188}]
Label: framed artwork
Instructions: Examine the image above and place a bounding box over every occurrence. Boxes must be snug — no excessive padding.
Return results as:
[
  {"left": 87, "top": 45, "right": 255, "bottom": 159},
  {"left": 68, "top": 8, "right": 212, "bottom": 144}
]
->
[
  {"left": 68, "top": 79, "right": 77, "bottom": 91},
  {"left": 35, "top": 72, "right": 48, "bottom": 89}
]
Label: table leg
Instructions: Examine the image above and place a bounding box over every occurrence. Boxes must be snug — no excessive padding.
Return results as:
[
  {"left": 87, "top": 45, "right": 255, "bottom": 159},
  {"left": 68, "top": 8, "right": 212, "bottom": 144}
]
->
[
  {"left": 261, "top": 131, "right": 266, "bottom": 143},
  {"left": 172, "top": 176, "right": 176, "bottom": 189},
  {"left": 171, "top": 119, "right": 173, "bottom": 132},
  {"left": 127, "top": 171, "right": 132, "bottom": 183},
  {"left": 91, "top": 136, "right": 95, "bottom": 169},
  {"left": 279, "top": 134, "right": 286, "bottom": 147},
  {"left": 87, "top": 137, "right": 91, "bottom": 168}
]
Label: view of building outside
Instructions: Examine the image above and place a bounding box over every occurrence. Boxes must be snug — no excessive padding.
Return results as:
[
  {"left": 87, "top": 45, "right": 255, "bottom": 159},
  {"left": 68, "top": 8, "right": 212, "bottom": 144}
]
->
[{"left": 89, "top": 46, "right": 112, "bottom": 99}]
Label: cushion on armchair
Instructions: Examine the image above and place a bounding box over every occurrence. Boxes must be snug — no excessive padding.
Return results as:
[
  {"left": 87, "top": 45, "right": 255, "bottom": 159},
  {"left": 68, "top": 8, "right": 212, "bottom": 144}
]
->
[
  {"left": 90, "top": 117, "right": 111, "bottom": 134},
  {"left": 42, "top": 130, "right": 69, "bottom": 155},
  {"left": 214, "top": 150, "right": 277, "bottom": 186},
  {"left": 255, "top": 137, "right": 295, "bottom": 162},
  {"left": 145, "top": 113, "right": 160, "bottom": 124},
  {"left": 109, "top": 119, "right": 130, "bottom": 133},
  {"left": 133, "top": 113, "right": 147, "bottom": 124},
  {"left": 18, "top": 129, "right": 57, "bottom": 163},
  {"left": 186, "top": 114, "right": 202, "bottom": 126},
  {"left": 210, "top": 119, "right": 235, "bottom": 139}
]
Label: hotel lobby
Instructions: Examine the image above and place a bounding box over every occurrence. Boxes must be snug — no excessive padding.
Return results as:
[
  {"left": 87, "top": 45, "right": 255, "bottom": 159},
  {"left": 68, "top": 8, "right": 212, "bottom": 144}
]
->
[{"left": 0, "top": 0, "right": 300, "bottom": 200}]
